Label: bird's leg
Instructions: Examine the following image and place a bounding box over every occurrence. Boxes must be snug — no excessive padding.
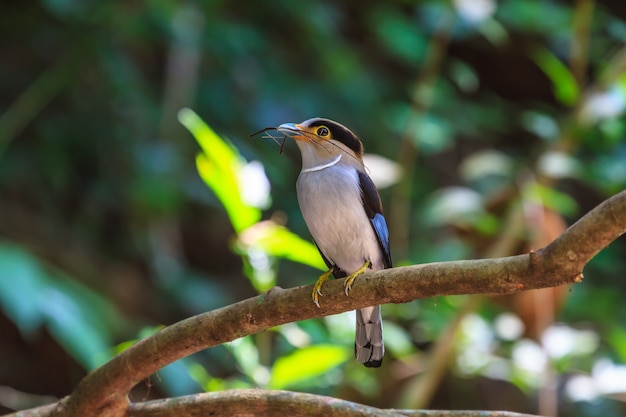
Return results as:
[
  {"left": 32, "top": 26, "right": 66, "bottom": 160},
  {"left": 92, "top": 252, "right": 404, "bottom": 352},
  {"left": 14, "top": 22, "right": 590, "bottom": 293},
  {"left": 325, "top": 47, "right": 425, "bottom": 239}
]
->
[
  {"left": 312, "top": 269, "right": 334, "bottom": 308},
  {"left": 344, "top": 260, "right": 371, "bottom": 296}
]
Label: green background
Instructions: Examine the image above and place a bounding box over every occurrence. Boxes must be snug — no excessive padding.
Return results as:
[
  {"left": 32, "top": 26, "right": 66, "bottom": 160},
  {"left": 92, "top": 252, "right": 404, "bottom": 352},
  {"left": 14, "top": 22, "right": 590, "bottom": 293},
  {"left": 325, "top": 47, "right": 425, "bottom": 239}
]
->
[{"left": 1, "top": 1, "right": 626, "bottom": 416}]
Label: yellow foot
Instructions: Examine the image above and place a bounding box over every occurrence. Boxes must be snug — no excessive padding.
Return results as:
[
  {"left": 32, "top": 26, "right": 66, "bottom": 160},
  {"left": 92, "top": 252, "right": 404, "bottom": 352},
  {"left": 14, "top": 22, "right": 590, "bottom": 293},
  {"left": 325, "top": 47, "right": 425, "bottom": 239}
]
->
[
  {"left": 344, "top": 260, "right": 371, "bottom": 296},
  {"left": 312, "top": 269, "right": 334, "bottom": 308}
]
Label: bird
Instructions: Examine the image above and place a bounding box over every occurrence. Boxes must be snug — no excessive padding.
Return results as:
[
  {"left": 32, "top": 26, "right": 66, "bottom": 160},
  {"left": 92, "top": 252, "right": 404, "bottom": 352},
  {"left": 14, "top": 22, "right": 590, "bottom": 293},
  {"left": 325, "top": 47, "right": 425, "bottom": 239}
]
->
[{"left": 277, "top": 117, "right": 392, "bottom": 368}]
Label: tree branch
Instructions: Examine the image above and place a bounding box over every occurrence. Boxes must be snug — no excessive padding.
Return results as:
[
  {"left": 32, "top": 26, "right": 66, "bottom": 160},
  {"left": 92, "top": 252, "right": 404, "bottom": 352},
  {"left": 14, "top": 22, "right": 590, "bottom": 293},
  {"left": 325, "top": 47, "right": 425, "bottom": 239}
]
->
[
  {"left": 125, "top": 389, "right": 539, "bottom": 417},
  {"left": 7, "top": 190, "right": 625, "bottom": 417}
]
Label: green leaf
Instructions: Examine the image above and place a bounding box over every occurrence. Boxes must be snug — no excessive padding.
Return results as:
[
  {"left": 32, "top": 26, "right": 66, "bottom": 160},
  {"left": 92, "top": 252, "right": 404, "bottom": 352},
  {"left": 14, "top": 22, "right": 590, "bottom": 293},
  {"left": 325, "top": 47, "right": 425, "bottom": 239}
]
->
[
  {"left": 0, "top": 242, "right": 119, "bottom": 369},
  {"left": 382, "top": 321, "right": 413, "bottom": 357},
  {"left": 42, "top": 287, "right": 114, "bottom": 369},
  {"left": 269, "top": 344, "right": 349, "bottom": 389},
  {"left": 236, "top": 221, "right": 327, "bottom": 272},
  {"left": 448, "top": 59, "right": 480, "bottom": 93},
  {"left": 524, "top": 183, "right": 579, "bottom": 216},
  {"left": 370, "top": 7, "right": 426, "bottom": 65},
  {"left": 180, "top": 108, "right": 261, "bottom": 233},
  {"left": 229, "top": 336, "right": 261, "bottom": 380},
  {"left": 0, "top": 244, "right": 47, "bottom": 334},
  {"left": 113, "top": 326, "right": 163, "bottom": 354},
  {"left": 159, "top": 359, "right": 204, "bottom": 396},
  {"left": 532, "top": 47, "right": 579, "bottom": 106},
  {"left": 185, "top": 361, "right": 216, "bottom": 391},
  {"left": 608, "top": 325, "right": 626, "bottom": 363}
]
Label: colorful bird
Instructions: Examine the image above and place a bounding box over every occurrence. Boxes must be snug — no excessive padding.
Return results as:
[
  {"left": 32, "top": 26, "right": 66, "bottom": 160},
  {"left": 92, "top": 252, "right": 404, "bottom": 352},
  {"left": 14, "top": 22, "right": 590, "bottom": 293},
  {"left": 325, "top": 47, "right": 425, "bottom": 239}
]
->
[{"left": 278, "top": 118, "right": 392, "bottom": 367}]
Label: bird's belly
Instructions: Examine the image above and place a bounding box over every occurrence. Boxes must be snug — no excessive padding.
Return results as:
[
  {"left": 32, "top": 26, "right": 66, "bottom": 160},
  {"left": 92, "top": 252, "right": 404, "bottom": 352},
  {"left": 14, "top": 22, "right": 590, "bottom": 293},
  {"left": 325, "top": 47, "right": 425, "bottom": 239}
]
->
[{"left": 297, "top": 169, "right": 383, "bottom": 273}]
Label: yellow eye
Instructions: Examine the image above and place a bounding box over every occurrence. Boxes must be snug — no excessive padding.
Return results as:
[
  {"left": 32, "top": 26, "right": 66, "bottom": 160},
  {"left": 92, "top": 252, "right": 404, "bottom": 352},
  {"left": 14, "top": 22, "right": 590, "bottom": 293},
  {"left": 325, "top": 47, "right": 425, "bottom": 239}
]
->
[{"left": 316, "top": 126, "right": 330, "bottom": 137}]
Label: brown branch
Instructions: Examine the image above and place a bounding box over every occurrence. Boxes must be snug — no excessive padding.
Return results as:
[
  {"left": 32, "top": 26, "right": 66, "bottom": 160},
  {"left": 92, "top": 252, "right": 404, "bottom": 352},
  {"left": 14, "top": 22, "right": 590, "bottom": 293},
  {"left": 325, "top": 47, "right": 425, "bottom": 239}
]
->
[
  {"left": 6, "top": 190, "right": 625, "bottom": 417},
  {"left": 124, "top": 389, "right": 539, "bottom": 417},
  {"left": 128, "top": 389, "right": 400, "bottom": 417},
  {"left": 2, "top": 390, "right": 541, "bottom": 417}
]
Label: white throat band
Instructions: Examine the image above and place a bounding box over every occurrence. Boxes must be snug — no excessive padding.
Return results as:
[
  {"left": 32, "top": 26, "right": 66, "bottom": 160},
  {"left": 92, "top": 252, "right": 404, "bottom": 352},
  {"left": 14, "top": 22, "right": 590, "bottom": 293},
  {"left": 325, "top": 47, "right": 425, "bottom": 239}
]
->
[{"left": 301, "top": 154, "right": 342, "bottom": 173}]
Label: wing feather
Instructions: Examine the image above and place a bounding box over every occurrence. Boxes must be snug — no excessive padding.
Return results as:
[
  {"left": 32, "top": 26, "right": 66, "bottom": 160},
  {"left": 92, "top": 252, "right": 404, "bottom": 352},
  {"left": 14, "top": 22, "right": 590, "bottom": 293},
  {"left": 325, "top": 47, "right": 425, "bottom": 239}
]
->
[{"left": 358, "top": 171, "right": 392, "bottom": 269}]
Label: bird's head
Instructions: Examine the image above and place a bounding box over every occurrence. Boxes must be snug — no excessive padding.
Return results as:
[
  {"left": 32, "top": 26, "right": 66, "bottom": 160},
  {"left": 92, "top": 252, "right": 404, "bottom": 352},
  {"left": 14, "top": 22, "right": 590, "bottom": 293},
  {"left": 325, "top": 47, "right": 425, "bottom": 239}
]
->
[{"left": 278, "top": 118, "right": 364, "bottom": 170}]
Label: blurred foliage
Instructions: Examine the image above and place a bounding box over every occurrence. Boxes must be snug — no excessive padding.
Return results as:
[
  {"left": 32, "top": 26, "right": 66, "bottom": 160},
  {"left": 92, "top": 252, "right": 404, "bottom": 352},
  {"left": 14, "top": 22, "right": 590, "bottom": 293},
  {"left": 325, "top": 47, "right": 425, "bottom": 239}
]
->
[
  {"left": 0, "top": 242, "right": 121, "bottom": 370},
  {"left": 1, "top": 0, "right": 626, "bottom": 416}
]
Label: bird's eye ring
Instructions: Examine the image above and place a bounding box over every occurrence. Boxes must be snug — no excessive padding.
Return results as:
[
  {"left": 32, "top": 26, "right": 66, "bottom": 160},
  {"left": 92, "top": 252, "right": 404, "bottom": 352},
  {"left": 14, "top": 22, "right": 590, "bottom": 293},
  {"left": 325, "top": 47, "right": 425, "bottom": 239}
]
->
[{"left": 316, "top": 126, "right": 330, "bottom": 137}]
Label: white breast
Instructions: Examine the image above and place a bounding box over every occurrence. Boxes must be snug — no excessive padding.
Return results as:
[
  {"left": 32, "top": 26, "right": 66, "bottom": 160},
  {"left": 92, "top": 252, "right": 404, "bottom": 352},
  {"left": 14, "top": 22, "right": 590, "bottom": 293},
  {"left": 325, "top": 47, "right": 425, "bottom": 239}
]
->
[{"left": 296, "top": 165, "right": 384, "bottom": 273}]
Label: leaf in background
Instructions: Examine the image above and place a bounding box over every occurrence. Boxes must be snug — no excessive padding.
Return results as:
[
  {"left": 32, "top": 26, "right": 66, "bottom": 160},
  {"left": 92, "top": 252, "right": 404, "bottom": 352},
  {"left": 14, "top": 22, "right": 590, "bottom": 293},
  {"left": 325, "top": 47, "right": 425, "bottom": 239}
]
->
[
  {"left": 579, "top": 85, "right": 626, "bottom": 124},
  {"left": 453, "top": 0, "right": 496, "bottom": 26},
  {"left": 0, "top": 243, "right": 120, "bottom": 369},
  {"left": 520, "top": 111, "right": 560, "bottom": 140},
  {"left": 459, "top": 149, "right": 514, "bottom": 182},
  {"left": 235, "top": 220, "right": 328, "bottom": 292},
  {"left": 537, "top": 150, "right": 583, "bottom": 180},
  {"left": 229, "top": 336, "right": 266, "bottom": 385},
  {"left": 158, "top": 358, "right": 204, "bottom": 396},
  {"left": 422, "top": 186, "right": 484, "bottom": 227},
  {"left": 370, "top": 6, "right": 426, "bottom": 66},
  {"left": 382, "top": 321, "right": 413, "bottom": 357},
  {"left": 362, "top": 153, "right": 403, "bottom": 189},
  {"left": 236, "top": 221, "right": 326, "bottom": 272},
  {"left": 448, "top": 59, "right": 480, "bottom": 94},
  {"left": 590, "top": 148, "right": 626, "bottom": 195},
  {"left": 40, "top": 287, "right": 113, "bottom": 369},
  {"left": 386, "top": 103, "right": 453, "bottom": 154},
  {"left": 0, "top": 244, "right": 47, "bottom": 334},
  {"left": 269, "top": 344, "right": 349, "bottom": 389},
  {"left": 497, "top": 0, "right": 570, "bottom": 34},
  {"left": 607, "top": 325, "right": 626, "bottom": 364},
  {"left": 524, "top": 183, "right": 578, "bottom": 217},
  {"left": 532, "top": 47, "right": 579, "bottom": 106},
  {"left": 113, "top": 325, "right": 164, "bottom": 355},
  {"left": 179, "top": 108, "right": 261, "bottom": 233}
]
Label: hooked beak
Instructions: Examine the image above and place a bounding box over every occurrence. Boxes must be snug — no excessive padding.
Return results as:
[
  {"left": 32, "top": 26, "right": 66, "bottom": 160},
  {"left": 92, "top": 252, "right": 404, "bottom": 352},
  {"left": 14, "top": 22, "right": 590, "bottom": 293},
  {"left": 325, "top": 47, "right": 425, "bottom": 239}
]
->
[{"left": 278, "top": 123, "right": 306, "bottom": 140}]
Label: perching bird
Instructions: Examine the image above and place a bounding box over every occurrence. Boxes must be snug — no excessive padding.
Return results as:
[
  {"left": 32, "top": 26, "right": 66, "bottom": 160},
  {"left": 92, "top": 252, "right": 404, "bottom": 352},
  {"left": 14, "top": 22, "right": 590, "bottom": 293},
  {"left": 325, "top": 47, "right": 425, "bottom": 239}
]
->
[{"left": 278, "top": 118, "right": 392, "bottom": 368}]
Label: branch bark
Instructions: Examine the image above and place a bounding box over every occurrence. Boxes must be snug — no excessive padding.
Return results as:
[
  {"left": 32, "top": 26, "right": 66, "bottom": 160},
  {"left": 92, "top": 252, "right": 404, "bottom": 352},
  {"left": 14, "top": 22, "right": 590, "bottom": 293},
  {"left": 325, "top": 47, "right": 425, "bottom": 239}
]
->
[
  {"left": 126, "top": 389, "right": 539, "bottom": 417},
  {"left": 6, "top": 190, "right": 626, "bottom": 417}
]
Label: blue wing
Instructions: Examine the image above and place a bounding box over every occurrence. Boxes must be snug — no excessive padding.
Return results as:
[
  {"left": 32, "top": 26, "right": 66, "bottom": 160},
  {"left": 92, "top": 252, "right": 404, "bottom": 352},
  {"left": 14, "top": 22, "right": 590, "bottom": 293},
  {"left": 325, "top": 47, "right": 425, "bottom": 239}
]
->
[{"left": 358, "top": 171, "right": 392, "bottom": 269}]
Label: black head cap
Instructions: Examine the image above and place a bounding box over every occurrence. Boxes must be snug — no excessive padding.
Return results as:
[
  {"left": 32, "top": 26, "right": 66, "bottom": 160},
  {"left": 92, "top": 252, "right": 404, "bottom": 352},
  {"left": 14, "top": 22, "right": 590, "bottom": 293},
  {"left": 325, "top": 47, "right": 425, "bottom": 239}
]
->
[{"left": 303, "top": 118, "right": 363, "bottom": 156}]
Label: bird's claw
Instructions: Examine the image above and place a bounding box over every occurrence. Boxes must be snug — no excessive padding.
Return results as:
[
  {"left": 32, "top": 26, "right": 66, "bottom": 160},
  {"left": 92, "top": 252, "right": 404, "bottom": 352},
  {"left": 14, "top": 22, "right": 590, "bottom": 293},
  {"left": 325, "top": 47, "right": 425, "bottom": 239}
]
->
[
  {"left": 311, "top": 261, "right": 371, "bottom": 305},
  {"left": 343, "top": 260, "right": 371, "bottom": 296},
  {"left": 312, "top": 287, "right": 323, "bottom": 308},
  {"left": 311, "top": 269, "right": 333, "bottom": 308}
]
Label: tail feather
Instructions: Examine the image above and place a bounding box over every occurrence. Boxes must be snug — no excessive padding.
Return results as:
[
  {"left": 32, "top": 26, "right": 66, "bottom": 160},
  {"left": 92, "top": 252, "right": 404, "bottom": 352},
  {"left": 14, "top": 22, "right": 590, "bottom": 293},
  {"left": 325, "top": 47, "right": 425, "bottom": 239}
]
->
[{"left": 355, "top": 305, "right": 384, "bottom": 367}]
